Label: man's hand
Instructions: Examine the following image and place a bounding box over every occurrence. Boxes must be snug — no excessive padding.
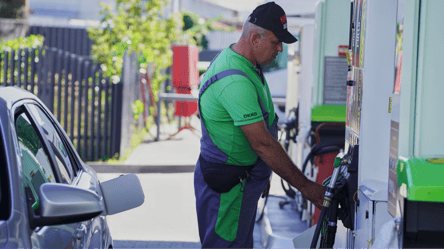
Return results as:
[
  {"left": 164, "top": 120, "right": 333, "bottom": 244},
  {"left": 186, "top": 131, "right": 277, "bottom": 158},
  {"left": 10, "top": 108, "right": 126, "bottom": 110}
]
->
[
  {"left": 299, "top": 180, "right": 325, "bottom": 210},
  {"left": 240, "top": 121, "right": 326, "bottom": 209}
]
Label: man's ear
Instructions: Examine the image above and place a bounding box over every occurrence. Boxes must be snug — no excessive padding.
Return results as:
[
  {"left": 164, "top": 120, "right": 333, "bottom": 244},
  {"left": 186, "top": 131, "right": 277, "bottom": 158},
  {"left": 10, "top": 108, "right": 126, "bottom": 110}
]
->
[{"left": 250, "top": 32, "right": 261, "bottom": 46}]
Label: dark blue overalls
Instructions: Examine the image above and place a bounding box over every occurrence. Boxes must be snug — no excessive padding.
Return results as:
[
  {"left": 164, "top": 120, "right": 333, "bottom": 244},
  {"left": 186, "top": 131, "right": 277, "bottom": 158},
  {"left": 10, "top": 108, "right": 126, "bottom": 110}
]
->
[{"left": 194, "top": 65, "right": 279, "bottom": 248}]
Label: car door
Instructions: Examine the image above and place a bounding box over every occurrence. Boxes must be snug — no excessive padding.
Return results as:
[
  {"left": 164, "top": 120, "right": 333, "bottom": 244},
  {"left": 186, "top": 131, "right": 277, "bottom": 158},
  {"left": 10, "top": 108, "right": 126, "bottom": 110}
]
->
[
  {"left": 14, "top": 101, "right": 105, "bottom": 248},
  {"left": 25, "top": 102, "right": 109, "bottom": 248}
]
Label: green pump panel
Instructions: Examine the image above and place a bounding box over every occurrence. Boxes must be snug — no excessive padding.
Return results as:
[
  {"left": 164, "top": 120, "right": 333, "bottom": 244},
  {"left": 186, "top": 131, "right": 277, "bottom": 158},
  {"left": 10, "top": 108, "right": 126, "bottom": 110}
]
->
[
  {"left": 393, "top": 0, "right": 444, "bottom": 206},
  {"left": 389, "top": 0, "right": 444, "bottom": 246}
]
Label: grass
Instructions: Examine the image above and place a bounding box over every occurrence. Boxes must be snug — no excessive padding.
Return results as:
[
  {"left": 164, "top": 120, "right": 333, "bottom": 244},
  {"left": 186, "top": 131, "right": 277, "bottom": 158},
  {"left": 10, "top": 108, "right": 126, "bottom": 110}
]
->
[
  {"left": 98, "top": 112, "right": 158, "bottom": 164},
  {"left": 104, "top": 127, "right": 149, "bottom": 164},
  {"left": 101, "top": 101, "right": 180, "bottom": 164}
]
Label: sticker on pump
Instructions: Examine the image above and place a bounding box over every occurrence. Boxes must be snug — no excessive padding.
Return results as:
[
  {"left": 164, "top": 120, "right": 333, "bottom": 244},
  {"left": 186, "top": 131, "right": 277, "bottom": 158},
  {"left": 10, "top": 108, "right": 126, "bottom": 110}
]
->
[
  {"left": 338, "top": 45, "right": 348, "bottom": 57},
  {"left": 427, "top": 158, "right": 444, "bottom": 164}
]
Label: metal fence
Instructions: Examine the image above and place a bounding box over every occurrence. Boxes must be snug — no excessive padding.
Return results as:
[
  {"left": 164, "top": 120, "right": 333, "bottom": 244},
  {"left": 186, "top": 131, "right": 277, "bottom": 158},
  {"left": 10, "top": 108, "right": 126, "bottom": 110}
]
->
[
  {"left": 0, "top": 46, "right": 122, "bottom": 162},
  {"left": 27, "top": 26, "right": 93, "bottom": 57}
]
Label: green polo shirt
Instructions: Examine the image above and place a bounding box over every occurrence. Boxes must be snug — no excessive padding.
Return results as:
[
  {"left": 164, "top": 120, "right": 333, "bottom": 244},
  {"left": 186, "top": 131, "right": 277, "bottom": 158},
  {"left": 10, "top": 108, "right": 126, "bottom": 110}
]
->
[{"left": 199, "top": 45, "right": 275, "bottom": 166}]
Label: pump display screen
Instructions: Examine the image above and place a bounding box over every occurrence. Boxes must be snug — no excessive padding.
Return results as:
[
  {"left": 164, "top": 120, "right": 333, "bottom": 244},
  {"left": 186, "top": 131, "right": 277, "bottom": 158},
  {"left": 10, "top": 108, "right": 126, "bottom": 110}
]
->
[{"left": 323, "top": 57, "right": 348, "bottom": 105}]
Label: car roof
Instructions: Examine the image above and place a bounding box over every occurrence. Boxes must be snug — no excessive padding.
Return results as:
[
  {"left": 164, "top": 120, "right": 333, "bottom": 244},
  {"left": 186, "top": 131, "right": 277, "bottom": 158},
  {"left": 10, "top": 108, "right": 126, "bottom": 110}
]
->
[{"left": 0, "top": 86, "right": 39, "bottom": 110}]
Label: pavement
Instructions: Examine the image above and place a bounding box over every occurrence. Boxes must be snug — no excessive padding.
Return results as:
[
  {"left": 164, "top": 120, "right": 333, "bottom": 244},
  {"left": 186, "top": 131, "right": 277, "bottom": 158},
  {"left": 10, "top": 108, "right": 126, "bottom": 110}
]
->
[{"left": 89, "top": 115, "right": 311, "bottom": 248}]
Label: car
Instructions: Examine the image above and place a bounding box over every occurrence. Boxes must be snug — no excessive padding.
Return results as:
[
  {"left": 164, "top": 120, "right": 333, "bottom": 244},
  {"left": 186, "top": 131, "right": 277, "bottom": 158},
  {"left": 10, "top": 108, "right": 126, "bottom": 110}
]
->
[{"left": 0, "top": 86, "right": 145, "bottom": 248}]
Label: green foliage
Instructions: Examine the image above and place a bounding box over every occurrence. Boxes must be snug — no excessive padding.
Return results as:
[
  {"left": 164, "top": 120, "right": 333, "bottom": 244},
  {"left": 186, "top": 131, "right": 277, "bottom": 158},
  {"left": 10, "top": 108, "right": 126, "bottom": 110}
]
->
[
  {"left": 87, "top": 0, "right": 183, "bottom": 100},
  {"left": 104, "top": 125, "right": 148, "bottom": 163},
  {"left": 131, "top": 100, "right": 144, "bottom": 120},
  {"left": 0, "top": 35, "right": 44, "bottom": 51},
  {"left": 16, "top": 116, "right": 40, "bottom": 155},
  {"left": 181, "top": 11, "right": 235, "bottom": 50},
  {"left": 396, "top": 22, "right": 403, "bottom": 55},
  {"left": 0, "top": 0, "right": 25, "bottom": 19},
  {"left": 0, "top": 35, "right": 44, "bottom": 86},
  {"left": 122, "top": 126, "right": 148, "bottom": 162}
]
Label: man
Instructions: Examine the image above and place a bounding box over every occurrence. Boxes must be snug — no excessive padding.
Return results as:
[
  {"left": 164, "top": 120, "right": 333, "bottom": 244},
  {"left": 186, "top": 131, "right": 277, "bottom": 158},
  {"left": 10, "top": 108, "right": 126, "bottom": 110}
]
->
[{"left": 194, "top": 2, "right": 325, "bottom": 247}]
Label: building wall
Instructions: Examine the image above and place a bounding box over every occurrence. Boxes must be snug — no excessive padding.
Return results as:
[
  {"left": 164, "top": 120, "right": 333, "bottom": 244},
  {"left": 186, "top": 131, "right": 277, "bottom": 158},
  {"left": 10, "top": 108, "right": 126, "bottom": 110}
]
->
[
  {"left": 29, "top": 0, "right": 114, "bottom": 26},
  {"left": 205, "top": 30, "right": 242, "bottom": 50},
  {"left": 180, "top": 0, "right": 240, "bottom": 20}
]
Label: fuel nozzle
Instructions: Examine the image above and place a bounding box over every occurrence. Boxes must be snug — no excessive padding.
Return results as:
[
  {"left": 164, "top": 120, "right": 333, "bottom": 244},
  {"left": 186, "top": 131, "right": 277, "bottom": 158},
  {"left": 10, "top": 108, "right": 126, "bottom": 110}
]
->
[
  {"left": 322, "top": 150, "right": 354, "bottom": 192},
  {"left": 334, "top": 149, "right": 352, "bottom": 168}
]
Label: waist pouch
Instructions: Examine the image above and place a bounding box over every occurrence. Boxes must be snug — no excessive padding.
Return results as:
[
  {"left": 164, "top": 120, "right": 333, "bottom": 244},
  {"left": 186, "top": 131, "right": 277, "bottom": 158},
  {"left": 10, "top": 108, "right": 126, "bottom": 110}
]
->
[{"left": 199, "top": 154, "right": 255, "bottom": 193}]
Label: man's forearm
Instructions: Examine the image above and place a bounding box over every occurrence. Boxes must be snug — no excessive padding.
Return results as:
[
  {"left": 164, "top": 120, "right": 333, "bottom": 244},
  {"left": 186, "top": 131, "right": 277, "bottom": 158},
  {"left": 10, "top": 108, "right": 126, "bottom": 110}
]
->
[
  {"left": 254, "top": 136, "right": 309, "bottom": 192},
  {"left": 240, "top": 121, "right": 325, "bottom": 208}
]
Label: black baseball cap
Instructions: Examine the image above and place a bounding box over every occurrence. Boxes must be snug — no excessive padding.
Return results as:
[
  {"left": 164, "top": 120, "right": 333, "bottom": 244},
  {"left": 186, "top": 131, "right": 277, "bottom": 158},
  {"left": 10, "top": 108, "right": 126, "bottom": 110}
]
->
[{"left": 248, "top": 1, "right": 297, "bottom": 44}]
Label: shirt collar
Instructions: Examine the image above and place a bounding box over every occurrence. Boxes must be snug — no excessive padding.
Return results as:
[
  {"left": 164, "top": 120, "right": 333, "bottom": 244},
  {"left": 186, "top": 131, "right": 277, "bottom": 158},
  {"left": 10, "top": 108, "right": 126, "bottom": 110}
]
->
[
  {"left": 228, "top": 44, "right": 259, "bottom": 71},
  {"left": 228, "top": 44, "right": 265, "bottom": 85}
]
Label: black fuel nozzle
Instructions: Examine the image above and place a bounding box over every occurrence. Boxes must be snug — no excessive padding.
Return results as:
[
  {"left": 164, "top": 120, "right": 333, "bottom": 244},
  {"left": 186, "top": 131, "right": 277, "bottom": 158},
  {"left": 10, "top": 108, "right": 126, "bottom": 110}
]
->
[{"left": 334, "top": 150, "right": 353, "bottom": 168}]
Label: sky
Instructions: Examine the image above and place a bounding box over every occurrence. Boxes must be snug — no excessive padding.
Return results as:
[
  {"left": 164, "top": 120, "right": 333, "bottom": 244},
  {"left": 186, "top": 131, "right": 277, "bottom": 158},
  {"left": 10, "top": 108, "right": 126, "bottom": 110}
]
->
[
  {"left": 204, "top": 0, "right": 265, "bottom": 12},
  {"left": 205, "top": 0, "right": 320, "bottom": 14}
]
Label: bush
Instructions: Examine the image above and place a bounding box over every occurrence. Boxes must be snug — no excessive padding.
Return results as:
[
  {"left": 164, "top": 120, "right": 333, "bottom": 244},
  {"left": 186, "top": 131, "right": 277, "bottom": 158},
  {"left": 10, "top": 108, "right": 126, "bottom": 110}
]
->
[
  {"left": 87, "top": 0, "right": 182, "bottom": 101},
  {"left": 0, "top": 0, "right": 25, "bottom": 19},
  {"left": 0, "top": 35, "right": 44, "bottom": 86},
  {"left": 0, "top": 35, "right": 44, "bottom": 52}
]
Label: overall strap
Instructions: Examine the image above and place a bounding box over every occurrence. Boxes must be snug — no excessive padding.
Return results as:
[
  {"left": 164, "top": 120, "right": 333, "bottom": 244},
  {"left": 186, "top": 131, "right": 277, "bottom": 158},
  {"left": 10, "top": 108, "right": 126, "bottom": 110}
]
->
[
  {"left": 199, "top": 69, "right": 247, "bottom": 97},
  {"left": 198, "top": 53, "right": 271, "bottom": 164}
]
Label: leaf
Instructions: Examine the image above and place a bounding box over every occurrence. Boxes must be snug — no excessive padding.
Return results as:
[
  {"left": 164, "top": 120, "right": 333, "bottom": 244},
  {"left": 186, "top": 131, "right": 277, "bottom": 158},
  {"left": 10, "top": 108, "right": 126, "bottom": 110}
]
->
[{"left": 88, "top": 0, "right": 182, "bottom": 98}]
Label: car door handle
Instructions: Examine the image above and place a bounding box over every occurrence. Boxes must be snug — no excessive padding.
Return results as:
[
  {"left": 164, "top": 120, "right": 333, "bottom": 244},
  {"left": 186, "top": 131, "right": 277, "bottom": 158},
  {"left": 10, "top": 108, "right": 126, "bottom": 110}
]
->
[{"left": 75, "top": 224, "right": 87, "bottom": 240}]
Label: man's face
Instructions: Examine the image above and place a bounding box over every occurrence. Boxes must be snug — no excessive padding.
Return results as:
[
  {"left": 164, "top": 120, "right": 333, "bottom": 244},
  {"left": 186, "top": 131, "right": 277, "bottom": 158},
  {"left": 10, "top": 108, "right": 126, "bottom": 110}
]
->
[{"left": 255, "top": 31, "right": 283, "bottom": 65}]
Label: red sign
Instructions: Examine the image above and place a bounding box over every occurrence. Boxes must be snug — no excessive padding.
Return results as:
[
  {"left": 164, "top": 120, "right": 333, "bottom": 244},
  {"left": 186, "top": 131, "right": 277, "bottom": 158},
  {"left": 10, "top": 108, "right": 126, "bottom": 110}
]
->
[{"left": 338, "top": 45, "right": 348, "bottom": 57}]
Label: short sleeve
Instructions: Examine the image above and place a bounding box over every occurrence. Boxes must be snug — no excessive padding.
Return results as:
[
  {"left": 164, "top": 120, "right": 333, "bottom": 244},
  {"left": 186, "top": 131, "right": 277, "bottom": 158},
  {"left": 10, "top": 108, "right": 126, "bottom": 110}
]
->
[{"left": 217, "top": 79, "right": 264, "bottom": 126}]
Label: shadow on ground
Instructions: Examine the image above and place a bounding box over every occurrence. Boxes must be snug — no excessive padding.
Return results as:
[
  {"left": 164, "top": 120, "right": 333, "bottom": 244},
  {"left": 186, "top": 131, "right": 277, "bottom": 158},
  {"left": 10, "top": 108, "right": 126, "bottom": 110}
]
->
[
  {"left": 114, "top": 240, "right": 201, "bottom": 248},
  {"left": 141, "top": 137, "right": 185, "bottom": 144}
]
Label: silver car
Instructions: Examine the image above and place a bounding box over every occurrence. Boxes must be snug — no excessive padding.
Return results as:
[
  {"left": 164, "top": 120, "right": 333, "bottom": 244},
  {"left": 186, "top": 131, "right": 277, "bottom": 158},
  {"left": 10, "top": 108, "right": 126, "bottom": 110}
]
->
[{"left": 0, "top": 86, "right": 145, "bottom": 248}]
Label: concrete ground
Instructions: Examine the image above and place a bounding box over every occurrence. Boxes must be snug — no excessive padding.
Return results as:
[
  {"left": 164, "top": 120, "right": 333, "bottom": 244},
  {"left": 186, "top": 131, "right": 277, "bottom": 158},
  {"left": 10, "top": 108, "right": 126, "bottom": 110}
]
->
[{"left": 90, "top": 115, "right": 308, "bottom": 248}]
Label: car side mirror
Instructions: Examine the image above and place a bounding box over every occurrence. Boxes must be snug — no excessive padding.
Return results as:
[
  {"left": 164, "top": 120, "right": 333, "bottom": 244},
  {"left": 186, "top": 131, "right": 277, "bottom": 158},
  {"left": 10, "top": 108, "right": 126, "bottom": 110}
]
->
[
  {"left": 26, "top": 184, "right": 104, "bottom": 229},
  {"left": 99, "top": 173, "right": 145, "bottom": 215}
]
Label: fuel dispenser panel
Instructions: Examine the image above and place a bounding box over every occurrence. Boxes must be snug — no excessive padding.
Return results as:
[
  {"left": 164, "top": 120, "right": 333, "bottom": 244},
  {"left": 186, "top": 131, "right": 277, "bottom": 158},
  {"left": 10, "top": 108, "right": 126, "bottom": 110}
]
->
[{"left": 354, "top": 181, "right": 394, "bottom": 248}]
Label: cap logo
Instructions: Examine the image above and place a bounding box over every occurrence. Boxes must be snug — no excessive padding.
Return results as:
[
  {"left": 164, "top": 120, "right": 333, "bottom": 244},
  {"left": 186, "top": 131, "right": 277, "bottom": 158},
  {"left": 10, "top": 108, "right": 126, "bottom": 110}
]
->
[
  {"left": 247, "top": 16, "right": 257, "bottom": 24},
  {"left": 280, "top": 15, "right": 287, "bottom": 24},
  {"left": 280, "top": 15, "right": 287, "bottom": 29}
]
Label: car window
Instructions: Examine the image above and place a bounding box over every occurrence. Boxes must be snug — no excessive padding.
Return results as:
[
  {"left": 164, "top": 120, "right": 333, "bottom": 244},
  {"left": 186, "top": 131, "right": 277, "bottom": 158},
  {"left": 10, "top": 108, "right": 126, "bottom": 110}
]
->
[
  {"left": 27, "top": 104, "right": 74, "bottom": 184},
  {"left": 15, "top": 113, "right": 57, "bottom": 213}
]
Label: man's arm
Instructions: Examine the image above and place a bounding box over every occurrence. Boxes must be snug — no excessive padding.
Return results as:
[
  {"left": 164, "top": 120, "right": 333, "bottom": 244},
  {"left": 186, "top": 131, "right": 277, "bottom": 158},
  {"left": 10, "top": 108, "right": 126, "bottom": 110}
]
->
[{"left": 241, "top": 120, "right": 325, "bottom": 209}]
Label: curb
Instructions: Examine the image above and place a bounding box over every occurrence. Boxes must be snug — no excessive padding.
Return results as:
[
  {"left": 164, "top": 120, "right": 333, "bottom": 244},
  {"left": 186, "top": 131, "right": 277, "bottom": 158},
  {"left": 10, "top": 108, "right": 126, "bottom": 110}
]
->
[{"left": 87, "top": 163, "right": 195, "bottom": 174}]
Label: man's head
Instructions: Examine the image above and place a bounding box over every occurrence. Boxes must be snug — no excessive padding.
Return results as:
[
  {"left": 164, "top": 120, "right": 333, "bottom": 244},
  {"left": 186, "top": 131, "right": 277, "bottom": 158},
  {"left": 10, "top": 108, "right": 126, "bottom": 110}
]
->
[
  {"left": 241, "top": 21, "right": 282, "bottom": 65},
  {"left": 236, "top": 2, "right": 296, "bottom": 66},
  {"left": 248, "top": 1, "right": 297, "bottom": 44}
]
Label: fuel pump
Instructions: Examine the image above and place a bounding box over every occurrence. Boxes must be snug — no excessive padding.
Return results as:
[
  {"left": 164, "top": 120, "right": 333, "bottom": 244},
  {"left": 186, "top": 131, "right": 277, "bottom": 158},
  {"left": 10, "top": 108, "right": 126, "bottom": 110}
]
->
[
  {"left": 388, "top": 0, "right": 444, "bottom": 247},
  {"left": 284, "top": 0, "right": 351, "bottom": 226},
  {"left": 306, "top": 0, "right": 444, "bottom": 248},
  {"left": 294, "top": 0, "right": 396, "bottom": 247}
]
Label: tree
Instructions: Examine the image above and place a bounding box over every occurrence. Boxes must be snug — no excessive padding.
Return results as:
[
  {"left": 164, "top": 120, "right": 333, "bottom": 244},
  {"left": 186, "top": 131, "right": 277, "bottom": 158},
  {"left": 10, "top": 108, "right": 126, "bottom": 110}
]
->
[
  {"left": 0, "top": 0, "right": 25, "bottom": 19},
  {"left": 181, "top": 11, "right": 235, "bottom": 50},
  {"left": 87, "top": 0, "right": 182, "bottom": 99}
]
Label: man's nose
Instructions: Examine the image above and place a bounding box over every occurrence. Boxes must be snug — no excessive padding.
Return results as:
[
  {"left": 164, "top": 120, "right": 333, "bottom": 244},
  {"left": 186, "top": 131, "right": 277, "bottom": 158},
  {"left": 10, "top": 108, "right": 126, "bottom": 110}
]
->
[{"left": 277, "top": 42, "right": 283, "bottom": 52}]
